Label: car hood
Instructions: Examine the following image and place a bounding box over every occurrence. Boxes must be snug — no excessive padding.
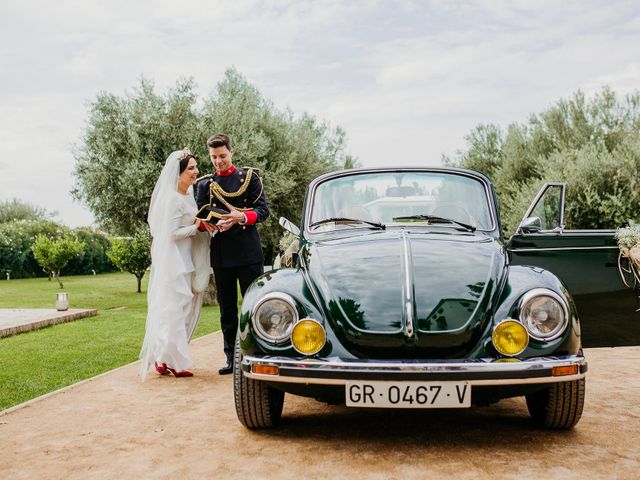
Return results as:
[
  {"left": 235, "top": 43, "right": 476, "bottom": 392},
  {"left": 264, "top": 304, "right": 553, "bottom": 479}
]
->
[{"left": 303, "top": 229, "right": 505, "bottom": 358}]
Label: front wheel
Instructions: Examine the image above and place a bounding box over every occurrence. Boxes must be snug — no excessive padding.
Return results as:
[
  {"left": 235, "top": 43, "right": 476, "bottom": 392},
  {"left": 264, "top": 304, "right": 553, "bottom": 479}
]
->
[
  {"left": 233, "top": 339, "right": 285, "bottom": 429},
  {"left": 525, "top": 378, "right": 585, "bottom": 429}
]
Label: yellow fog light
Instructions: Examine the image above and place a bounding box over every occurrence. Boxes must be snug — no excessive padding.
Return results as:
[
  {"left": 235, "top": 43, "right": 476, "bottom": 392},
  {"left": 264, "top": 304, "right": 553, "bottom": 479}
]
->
[
  {"left": 492, "top": 319, "right": 529, "bottom": 357},
  {"left": 291, "top": 319, "right": 326, "bottom": 355}
]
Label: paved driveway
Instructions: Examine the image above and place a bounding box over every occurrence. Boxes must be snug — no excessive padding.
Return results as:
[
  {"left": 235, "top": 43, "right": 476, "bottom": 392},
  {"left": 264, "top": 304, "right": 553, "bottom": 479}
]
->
[{"left": 1, "top": 333, "right": 638, "bottom": 480}]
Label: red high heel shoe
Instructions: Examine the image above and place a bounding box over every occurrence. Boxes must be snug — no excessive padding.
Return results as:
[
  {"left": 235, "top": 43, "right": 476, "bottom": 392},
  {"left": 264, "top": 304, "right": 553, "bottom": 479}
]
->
[
  {"left": 155, "top": 362, "right": 168, "bottom": 375},
  {"left": 166, "top": 366, "right": 193, "bottom": 377}
]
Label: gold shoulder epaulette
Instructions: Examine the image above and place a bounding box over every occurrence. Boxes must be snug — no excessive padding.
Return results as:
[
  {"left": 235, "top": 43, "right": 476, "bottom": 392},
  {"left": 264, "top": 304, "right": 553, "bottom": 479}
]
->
[
  {"left": 196, "top": 173, "right": 213, "bottom": 182},
  {"left": 241, "top": 166, "right": 261, "bottom": 176}
]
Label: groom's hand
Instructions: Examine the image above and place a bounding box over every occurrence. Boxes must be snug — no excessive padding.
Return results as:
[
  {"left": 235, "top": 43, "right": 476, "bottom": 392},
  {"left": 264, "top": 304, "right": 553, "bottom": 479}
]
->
[{"left": 218, "top": 208, "right": 246, "bottom": 232}]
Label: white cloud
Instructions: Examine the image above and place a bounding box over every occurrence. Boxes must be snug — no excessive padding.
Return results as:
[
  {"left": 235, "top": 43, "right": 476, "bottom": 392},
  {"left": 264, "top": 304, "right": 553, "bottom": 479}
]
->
[{"left": 583, "top": 62, "right": 640, "bottom": 96}]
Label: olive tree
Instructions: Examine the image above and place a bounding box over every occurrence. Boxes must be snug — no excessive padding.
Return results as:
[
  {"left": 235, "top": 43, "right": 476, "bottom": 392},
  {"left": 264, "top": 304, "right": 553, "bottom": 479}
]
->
[
  {"left": 72, "top": 68, "right": 353, "bottom": 263},
  {"left": 72, "top": 78, "right": 203, "bottom": 235},
  {"left": 0, "top": 199, "right": 55, "bottom": 224},
  {"left": 445, "top": 87, "right": 640, "bottom": 234},
  {"left": 201, "top": 68, "right": 352, "bottom": 261}
]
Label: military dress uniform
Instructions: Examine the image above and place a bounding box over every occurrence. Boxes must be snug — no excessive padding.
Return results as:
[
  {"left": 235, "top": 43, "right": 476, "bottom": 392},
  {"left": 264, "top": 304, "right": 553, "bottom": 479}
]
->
[{"left": 196, "top": 165, "right": 269, "bottom": 366}]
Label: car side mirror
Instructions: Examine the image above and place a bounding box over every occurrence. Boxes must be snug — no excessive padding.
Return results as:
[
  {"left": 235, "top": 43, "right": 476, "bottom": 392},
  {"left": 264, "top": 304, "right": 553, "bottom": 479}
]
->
[
  {"left": 279, "top": 217, "right": 300, "bottom": 237},
  {"left": 519, "top": 216, "right": 542, "bottom": 233}
]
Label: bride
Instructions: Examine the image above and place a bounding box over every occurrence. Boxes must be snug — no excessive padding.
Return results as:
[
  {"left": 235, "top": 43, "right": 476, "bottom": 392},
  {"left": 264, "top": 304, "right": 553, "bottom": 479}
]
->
[{"left": 140, "top": 148, "right": 213, "bottom": 380}]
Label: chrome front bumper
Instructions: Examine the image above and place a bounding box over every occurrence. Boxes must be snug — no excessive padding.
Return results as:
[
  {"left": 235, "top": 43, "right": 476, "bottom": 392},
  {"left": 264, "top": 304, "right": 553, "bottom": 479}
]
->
[{"left": 241, "top": 354, "right": 587, "bottom": 386}]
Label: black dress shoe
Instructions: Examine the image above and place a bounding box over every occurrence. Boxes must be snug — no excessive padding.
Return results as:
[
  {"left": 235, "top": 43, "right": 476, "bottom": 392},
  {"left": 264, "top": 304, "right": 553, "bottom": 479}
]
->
[{"left": 218, "top": 361, "right": 233, "bottom": 375}]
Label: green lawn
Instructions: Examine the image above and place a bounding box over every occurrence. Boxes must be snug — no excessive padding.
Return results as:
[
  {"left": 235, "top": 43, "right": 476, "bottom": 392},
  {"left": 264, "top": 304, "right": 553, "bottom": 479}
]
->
[{"left": 0, "top": 272, "right": 220, "bottom": 410}]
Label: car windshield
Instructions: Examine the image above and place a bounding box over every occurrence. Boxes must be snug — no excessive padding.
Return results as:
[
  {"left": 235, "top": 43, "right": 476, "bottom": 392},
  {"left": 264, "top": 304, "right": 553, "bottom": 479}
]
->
[{"left": 309, "top": 171, "right": 493, "bottom": 231}]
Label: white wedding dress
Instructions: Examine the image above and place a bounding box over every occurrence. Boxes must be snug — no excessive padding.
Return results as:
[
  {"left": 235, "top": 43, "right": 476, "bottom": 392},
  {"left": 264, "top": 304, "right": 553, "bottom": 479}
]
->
[{"left": 140, "top": 151, "right": 211, "bottom": 381}]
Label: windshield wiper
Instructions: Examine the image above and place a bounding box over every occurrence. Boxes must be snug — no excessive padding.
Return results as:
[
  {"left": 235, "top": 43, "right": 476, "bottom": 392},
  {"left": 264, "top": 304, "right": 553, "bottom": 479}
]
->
[
  {"left": 392, "top": 214, "right": 476, "bottom": 232},
  {"left": 310, "top": 217, "right": 386, "bottom": 230}
]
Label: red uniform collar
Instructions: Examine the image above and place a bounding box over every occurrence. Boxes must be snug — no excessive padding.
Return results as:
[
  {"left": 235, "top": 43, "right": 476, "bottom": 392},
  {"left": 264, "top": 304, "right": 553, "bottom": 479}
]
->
[{"left": 216, "top": 164, "right": 236, "bottom": 176}]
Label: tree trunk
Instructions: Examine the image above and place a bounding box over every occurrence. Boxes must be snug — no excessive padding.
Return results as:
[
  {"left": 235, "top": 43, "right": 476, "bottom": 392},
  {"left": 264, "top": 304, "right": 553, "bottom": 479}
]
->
[
  {"left": 136, "top": 275, "right": 142, "bottom": 293},
  {"left": 55, "top": 271, "right": 64, "bottom": 289},
  {"left": 203, "top": 275, "right": 218, "bottom": 306}
]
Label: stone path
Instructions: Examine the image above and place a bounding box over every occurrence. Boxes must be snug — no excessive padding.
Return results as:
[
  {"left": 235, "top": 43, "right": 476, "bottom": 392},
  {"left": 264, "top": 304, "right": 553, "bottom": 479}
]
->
[
  {"left": 0, "top": 333, "right": 638, "bottom": 479},
  {"left": 0, "top": 308, "right": 97, "bottom": 338}
]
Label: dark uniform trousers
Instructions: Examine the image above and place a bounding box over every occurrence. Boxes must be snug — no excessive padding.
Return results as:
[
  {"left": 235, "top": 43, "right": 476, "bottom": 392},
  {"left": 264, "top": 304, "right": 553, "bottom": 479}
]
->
[
  {"left": 214, "top": 262, "right": 263, "bottom": 361},
  {"left": 195, "top": 165, "right": 269, "bottom": 363}
]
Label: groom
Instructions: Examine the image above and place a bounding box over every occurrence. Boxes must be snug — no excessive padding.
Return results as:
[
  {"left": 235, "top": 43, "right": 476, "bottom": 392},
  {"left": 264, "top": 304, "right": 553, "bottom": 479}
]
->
[{"left": 196, "top": 133, "right": 269, "bottom": 375}]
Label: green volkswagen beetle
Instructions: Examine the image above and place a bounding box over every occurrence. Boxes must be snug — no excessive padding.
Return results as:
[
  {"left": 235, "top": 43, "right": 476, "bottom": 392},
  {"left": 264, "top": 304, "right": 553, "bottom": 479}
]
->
[{"left": 233, "top": 167, "right": 637, "bottom": 430}]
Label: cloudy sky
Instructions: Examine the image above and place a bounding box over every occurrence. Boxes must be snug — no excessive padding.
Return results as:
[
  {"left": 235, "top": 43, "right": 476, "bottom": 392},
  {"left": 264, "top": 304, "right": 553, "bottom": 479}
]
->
[{"left": 1, "top": 0, "right": 639, "bottom": 226}]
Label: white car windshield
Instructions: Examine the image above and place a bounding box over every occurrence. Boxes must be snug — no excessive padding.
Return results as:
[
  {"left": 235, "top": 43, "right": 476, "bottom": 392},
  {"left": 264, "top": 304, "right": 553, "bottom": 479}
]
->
[{"left": 309, "top": 172, "right": 493, "bottom": 230}]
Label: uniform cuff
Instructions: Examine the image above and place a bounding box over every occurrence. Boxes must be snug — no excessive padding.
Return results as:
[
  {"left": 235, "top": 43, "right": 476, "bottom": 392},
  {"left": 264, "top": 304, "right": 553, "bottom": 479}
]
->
[{"left": 244, "top": 210, "right": 258, "bottom": 225}]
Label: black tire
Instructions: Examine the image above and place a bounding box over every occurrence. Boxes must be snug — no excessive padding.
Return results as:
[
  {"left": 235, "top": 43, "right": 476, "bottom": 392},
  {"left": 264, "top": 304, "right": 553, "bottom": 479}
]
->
[
  {"left": 526, "top": 378, "right": 585, "bottom": 429},
  {"left": 233, "top": 339, "right": 284, "bottom": 429}
]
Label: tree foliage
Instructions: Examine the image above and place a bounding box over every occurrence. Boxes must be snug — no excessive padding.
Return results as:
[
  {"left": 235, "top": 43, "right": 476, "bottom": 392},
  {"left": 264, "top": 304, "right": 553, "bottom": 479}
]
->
[
  {"left": 202, "top": 69, "right": 351, "bottom": 260},
  {"left": 31, "top": 234, "right": 85, "bottom": 288},
  {"left": 445, "top": 87, "right": 640, "bottom": 234},
  {"left": 0, "top": 198, "right": 55, "bottom": 224},
  {"left": 72, "top": 78, "right": 202, "bottom": 235},
  {"left": 73, "top": 68, "right": 353, "bottom": 262},
  {"left": 107, "top": 228, "right": 151, "bottom": 293}
]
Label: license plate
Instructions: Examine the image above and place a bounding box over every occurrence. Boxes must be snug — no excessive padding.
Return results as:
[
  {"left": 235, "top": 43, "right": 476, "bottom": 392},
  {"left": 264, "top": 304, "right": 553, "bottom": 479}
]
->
[{"left": 345, "top": 381, "right": 471, "bottom": 408}]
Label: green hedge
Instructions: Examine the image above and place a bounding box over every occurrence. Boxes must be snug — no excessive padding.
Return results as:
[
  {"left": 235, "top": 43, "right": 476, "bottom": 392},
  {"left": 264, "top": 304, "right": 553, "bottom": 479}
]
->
[
  {"left": 0, "top": 221, "right": 116, "bottom": 279},
  {"left": 66, "top": 227, "right": 115, "bottom": 275}
]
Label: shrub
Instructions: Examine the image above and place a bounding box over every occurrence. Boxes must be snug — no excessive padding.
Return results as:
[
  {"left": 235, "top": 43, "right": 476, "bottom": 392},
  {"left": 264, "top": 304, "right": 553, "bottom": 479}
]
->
[
  {"left": 31, "top": 234, "right": 85, "bottom": 288},
  {"left": 107, "top": 228, "right": 152, "bottom": 293}
]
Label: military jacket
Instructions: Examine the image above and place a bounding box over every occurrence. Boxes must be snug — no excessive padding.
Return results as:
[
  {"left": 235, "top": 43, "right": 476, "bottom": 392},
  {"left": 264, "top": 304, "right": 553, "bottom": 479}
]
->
[{"left": 195, "top": 166, "right": 269, "bottom": 269}]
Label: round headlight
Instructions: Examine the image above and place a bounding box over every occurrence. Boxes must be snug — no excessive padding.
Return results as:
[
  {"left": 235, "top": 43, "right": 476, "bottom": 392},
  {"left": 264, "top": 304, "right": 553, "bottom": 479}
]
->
[
  {"left": 492, "top": 319, "right": 529, "bottom": 356},
  {"left": 519, "top": 289, "right": 569, "bottom": 341},
  {"left": 291, "top": 319, "right": 326, "bottom": 355},
  {"left": 252, "top": 293, "right": 298, "bottom": 343}
]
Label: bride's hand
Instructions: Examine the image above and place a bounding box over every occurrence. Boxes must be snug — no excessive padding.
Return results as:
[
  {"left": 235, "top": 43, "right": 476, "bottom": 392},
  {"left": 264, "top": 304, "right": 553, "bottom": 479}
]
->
[{"left": 195, "top": 218, "right": 217, "bottom": 233}]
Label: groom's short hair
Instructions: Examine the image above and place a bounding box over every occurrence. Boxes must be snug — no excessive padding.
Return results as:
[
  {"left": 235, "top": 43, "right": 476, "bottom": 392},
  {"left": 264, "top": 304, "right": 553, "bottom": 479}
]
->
[{"left": 207, "top": 133, "right": 232, "bottom": 150}]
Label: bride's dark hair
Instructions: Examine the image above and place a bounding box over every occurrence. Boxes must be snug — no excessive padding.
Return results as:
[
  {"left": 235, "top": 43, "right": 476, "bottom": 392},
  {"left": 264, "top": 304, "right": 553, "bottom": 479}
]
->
[{"left": 178, "top": 148, "right": 196, "bottom": 173}]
